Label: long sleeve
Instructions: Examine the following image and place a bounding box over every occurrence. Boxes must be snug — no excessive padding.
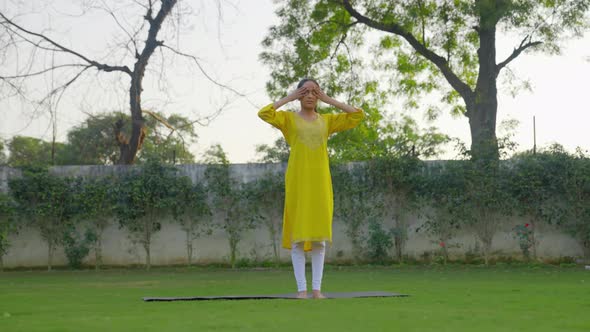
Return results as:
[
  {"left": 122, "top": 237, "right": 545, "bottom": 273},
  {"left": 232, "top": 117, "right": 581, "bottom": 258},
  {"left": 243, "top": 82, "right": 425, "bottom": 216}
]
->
[
  {"left": 258, "top": 103, "right": 288, "bottom": 131},
  {"left": 326, "top": 109, "right": 365, "bottom": 135}
]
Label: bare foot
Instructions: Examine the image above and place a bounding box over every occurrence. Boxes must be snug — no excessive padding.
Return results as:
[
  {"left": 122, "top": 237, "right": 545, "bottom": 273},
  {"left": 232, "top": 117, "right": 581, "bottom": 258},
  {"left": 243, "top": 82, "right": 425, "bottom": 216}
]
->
[
  {"left": 296, "top": 291, "right": 308, "bottom": 299},
  {"left": 312, "top": 290, "right": 326, "bottom": 299}
]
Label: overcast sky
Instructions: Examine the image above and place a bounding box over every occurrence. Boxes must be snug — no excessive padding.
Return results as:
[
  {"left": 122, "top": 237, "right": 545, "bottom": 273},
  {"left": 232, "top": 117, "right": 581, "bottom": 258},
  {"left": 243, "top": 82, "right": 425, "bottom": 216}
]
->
[{"left": 1, "top": 0, "right": 589, "bottom": 163}]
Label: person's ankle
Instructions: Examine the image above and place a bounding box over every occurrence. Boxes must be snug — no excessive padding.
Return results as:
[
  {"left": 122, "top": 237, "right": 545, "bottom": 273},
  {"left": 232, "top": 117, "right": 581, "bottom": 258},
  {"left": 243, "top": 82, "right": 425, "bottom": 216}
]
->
[
  {"left": 312, "top": 290, "right": 325, "bottom": 299},
  {"left": 296, "top": 291, "right": 308, "bottom": 299}
]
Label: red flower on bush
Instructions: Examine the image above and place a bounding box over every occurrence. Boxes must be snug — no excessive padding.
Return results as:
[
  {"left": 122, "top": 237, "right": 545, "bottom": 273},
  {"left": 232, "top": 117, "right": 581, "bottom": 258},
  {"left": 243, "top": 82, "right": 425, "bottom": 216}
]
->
[
  {"left": 439, "top": 242, "right": 446, "bottom": 248},
  {"left": 525, "top": 223, "right": 530, "bottom": 228}
]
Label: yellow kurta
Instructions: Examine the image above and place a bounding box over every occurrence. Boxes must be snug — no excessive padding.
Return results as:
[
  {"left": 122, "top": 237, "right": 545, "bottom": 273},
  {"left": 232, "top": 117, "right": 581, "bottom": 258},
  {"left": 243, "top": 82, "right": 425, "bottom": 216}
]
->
[{"left": 258, "top": 103, "right": 365, "bottom": 252}]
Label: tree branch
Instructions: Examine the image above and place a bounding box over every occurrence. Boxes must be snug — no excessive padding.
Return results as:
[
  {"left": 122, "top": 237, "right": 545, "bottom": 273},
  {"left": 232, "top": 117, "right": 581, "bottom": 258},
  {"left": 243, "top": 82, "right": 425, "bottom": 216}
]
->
[
  {"left": 36, "top": 65, "right": 93, "bottom": 113},
  {"left": 97, "top": 0, "right": 140, "bottom": 58},
  {"left": 1, "top": 24, "right": 64, "bottom": 53},
  {"left": 329, "top": 21, "right": 358, "bottom": 61},
  {"left": 142, "top": 109, "right": 174, "bottom": 131},
  {"left": 141, "top": 108, "right": 187, "bottom": 146},
  {"left": 0, "top": 76, "right": 29, "bottom": 100},
  {"left": 160, "top": 44, "right": 255, "bottom": 105},
  {"left": 496, "top": 36, "right": 542, "bottom": 74},
  {"left": 134, "top": 0, "right": 177, "bottom": 75},
  {"left": 340, "top": 0, "right": 474, "bottom": 103},
  {"left": 131, "top": 0, "right": 149, "bottom": 11},
  {"left": 146, "top": 0, "right": 155, "bottom": 23},
  {"left": 0, "top": 11, "right": 132, "bottom": 75},
  {"left": 182, "top": 98, "right": 231, "bottom": 127},
  {"left": 0, "top": 64, "right": 86, "bottom": 79}
]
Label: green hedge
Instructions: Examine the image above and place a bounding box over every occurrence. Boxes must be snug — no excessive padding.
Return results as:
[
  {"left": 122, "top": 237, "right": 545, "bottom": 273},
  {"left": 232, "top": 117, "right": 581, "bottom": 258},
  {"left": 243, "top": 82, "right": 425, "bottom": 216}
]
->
[{"left": 2, "top": 147, "right": 589, "bottom": 269}]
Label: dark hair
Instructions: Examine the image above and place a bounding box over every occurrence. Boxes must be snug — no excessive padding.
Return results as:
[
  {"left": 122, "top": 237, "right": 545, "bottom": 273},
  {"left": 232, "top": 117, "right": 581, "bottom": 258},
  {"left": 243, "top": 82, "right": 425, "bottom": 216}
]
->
[
  {"left": 297, "top": 78, "right": 320, "bottom": 89},
  {"left": 296, "top": 78, "right": 320, "bottom": 113}
]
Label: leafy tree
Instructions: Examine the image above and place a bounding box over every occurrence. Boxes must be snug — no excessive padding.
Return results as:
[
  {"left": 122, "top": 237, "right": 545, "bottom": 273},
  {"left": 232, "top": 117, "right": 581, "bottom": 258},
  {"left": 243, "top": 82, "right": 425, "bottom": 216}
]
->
[
  {"left": 325, "top": 99, "right": 387, "bottom": 163},
  {"left": 7, "top": 136, "right": 70, "bottom": 167},
  {"left": 62, "top": 227, "right": 95, "bottom": 270},
  {"left": 560, "top": 147, "right": 590, "bottom": 261},
  {"left": 367, "top": 156, "right": 423, "bottom": 262},
  {"left": 417, "top": 161, "right": 469, "bottom": 263},
  {"left": 332, "top": 162, "right": 380, "bottom": 260},
  {"left": 435, "top": 119, "right": 518, "bottom": 264},
  {"left": 462, "top": 160, "right": 515, "bottom": 264},
  {"left": 0, "top": 140, "right": 7, "bottom": 165},
  {"left": 0, "top": 193, "right": 18, "bottom": 271},
  {"left": 63, "top": 114, "right": 125, "bottom": 165},
  {"left": 259, "top": 46, "right": 392, "bottom": 163},
  {"left": 254, "top": 138, "right": 290, "bottom": 163},
  {"left": 139, "top": 113, "right": 198, "bottom": 164},
  {"left": 65, "top": 112, "right": 197, "bottom": 165},
  {"left": 200, "top": 143, "right": 230, "bottom": 164},
  {"left": 114, "top": 160, "right": 178, "bottom": 269},
  {"left": 247, "top": 171, "right": 285, "bottom": 265},
  {"left": 77, "top": 176, "right": 118, "bottom": 269},
  {"left": 9, "top": 167, "right": 79, "bottom": 271},
  {"left": 372, "top": 115, "right": 450, "bottom": 159},
  {"left": 510, "top": 148, "right": 570, "bottom": 260},
  {"left": 5, "top": 111, "right": 197, "bottom": 168},
  {"left": 0, "top": 0, "right": 225, "bottom": 164},
  {"left": 365, "top": 218, "right": 394, "bottom": 264},
  {"left": 203, "top": 144, "right": 257, "bottom": 268},
  {"left": 256, "top": 111, "right": 448, "bottom": 164},
  {"left": 262, "top": 0, "right": 590, "bottom": 161},
  {"left": 170, "top": 177, "right": 212, "bottom": 266}
]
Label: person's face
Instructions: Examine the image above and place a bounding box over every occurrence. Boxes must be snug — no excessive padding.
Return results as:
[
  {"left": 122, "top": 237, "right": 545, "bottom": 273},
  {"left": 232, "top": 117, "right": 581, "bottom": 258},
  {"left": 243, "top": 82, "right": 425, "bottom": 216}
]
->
[{"left": 299, "top": 81, "right": 319, "bottom": 109}]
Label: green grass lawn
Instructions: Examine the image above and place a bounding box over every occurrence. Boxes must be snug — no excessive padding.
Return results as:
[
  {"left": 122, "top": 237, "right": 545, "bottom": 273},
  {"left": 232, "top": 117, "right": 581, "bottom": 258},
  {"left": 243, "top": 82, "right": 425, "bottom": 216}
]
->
[{"left": 0, "top": 265, "right": 589, "bottom": 332}]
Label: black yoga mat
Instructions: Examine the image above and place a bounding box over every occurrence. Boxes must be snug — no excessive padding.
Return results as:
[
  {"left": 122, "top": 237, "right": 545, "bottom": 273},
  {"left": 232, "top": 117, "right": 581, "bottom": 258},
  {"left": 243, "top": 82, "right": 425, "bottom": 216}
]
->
[{"left": 143, "top": 291, "right": 408, "bottom": 301}]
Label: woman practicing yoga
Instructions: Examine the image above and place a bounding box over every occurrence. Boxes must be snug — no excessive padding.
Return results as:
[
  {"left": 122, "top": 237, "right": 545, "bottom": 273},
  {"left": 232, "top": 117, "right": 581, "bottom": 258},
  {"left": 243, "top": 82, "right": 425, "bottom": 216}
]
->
[{"left": 258, "top": 78, "right": 364, "bottom": 299}]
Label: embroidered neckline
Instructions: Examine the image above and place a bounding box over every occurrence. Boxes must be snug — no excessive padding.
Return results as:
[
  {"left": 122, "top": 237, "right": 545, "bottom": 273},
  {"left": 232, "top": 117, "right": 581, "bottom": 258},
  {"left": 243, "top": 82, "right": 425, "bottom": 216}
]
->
[{"left": 295, "top": 111, "right": 320, "bottom": 123}]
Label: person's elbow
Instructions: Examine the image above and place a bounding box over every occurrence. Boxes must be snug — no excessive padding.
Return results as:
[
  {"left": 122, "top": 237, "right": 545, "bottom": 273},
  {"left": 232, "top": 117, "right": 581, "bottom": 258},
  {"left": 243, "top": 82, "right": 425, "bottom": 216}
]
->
[
  {"left": 354, "top": 109, "right": 365, "bottom": 119},
  {"left": 258, "top": 109, "right": 270, "bottom": 121}
]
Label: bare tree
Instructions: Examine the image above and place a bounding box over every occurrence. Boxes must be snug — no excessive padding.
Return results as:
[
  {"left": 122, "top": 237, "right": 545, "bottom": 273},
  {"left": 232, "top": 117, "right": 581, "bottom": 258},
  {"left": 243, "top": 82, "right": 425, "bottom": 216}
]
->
[{"left": 0, "top": 0, "right": 244, "bottom": 164}]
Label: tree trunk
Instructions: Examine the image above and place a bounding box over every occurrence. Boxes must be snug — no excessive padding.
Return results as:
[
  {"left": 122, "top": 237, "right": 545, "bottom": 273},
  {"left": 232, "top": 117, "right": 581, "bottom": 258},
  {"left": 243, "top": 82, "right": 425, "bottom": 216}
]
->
[
  {"left": 268, "top": 217, "right": 280, "bottom": 266},
  {"left": 186, "top": 230, "right": 193, "bottom": 266},
  {"left": 482, "top": 244, "right": 490, "bottom": 265},
  {"left": 48, "top": 242, "right": 54, "bottom": 271},
  {"left": 467, "top": 0, "right": 514, "bottom": 162},
  {"left": 272, "top": 239, "right": 279, "bottom": 266},
  {"left": 394, "top": 233, "right": 404, "bottom": 263},
  {"left": 481, "top": 236, "right": 493, "bottom": 265},
  {"left": 469, "top": 24, "right": 499, "bottom": 162},
  {"left": 95, "top": 233, "right": 103, "bottom": 271},
  {"left": 468, "top": 103, "right": 499, "bottom": 162},
  {"left": 117, "top": 74, "right": 146, "bottom": 164},
  {"left": 116, "top": 0, "right": 178, "bottom": 164},
  {"left": 530, "top": 219, "right": 537, "bottom": 261},
  {"left": 392, "top": 208, "right": 407, "bottom": 263},
  {"left": 229, "top": 237, "right": 238, "bottom": 269},
  {"left": 144, "top": 219, "right": 152, "bottom": 270},
  {"left": 145, "top": 242, "right": 151, "bottom": 270},
  {"left": 469, "top": 17, "right": 502, "bottom": 266},
  {"left": 350, "top": 224, "right": 364, "bottom": 262},
  {"left": 475, "top": 213, "right": 494, "bottom": 266},
  {"left": 440, "top": 240, "right": 449, "bottom": 265}
]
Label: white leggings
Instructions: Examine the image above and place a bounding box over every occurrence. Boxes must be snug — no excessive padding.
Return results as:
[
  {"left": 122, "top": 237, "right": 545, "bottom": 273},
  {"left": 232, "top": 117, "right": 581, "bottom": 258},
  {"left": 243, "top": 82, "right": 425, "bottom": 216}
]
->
[{"left": 291, "top": 241, "right": 326, "bottom": 292}]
